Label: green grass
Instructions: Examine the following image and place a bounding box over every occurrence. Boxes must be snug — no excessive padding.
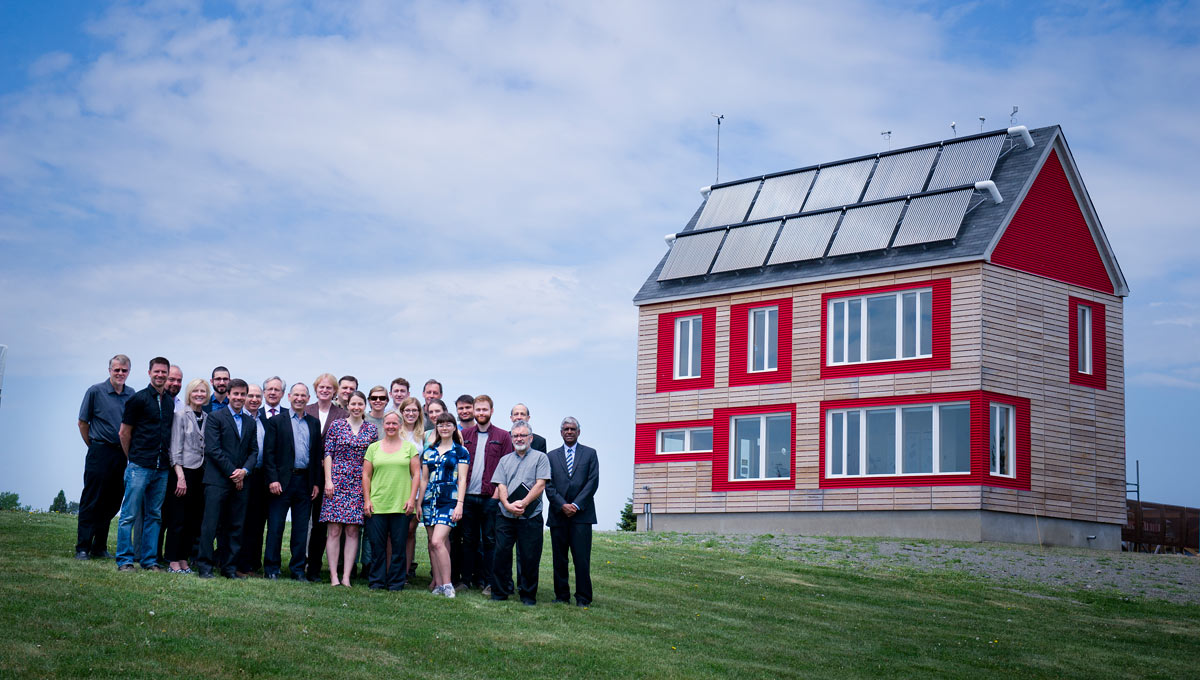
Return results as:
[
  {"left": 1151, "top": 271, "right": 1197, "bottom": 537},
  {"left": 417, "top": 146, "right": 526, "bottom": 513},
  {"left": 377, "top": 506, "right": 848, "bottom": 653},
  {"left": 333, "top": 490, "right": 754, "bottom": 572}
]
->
[{"left": 1, "top": 512, "right": 1197, "bottom": 679}]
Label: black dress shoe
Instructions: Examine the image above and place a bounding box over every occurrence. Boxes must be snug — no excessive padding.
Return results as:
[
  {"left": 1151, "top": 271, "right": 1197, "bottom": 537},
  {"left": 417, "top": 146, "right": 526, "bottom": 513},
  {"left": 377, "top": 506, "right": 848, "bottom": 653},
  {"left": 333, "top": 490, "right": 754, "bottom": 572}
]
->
[
  {"left": 552, "top": 599, "right": 570, "bottom": 604},
  {"left": 197, "top": 570, "right": 214, "bottom": 579},
  {"left": 223, "top": 571, "right": 246, "bottom": 580},
  {"left": 91, "top": 551, "right": 115, "bottom": 559},
  {"left": 265, "top": 573, "right": 279, "bottom": 580},
  {"left": 521, "top": 599, "right": 537, "bottom": 606},
  {"left": 292, "top": 574, "right": 309, "bottom": 582},
  {"left": 576, "top": 602, "right": 590, "bottom": 607},
  {"left": 490, "top": 595, "right": 508, "bottom": 601},
  {"left": 75, "top": 551, "right": 90, "bottom": 560}
]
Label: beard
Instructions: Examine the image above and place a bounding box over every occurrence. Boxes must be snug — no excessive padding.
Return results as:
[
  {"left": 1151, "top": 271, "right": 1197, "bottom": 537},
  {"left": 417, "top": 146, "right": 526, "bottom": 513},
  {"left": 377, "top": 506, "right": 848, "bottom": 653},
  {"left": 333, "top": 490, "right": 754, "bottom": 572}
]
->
[
  {"left": 513, "top": 442, "right": 529, "bottom": 453},
  {"left": 474, "top": 413, "right": 490, "bottom": 427}
]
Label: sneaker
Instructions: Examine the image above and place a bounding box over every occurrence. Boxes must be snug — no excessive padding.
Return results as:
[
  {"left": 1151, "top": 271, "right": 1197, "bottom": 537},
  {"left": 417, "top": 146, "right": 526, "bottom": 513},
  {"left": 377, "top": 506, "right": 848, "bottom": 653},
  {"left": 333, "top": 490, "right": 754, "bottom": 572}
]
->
[
  {"left": 444, "top": 584, "right": 456, "bottom": 599},
  {"left": 431, "top": 584, "right": 446, "bottom": 596},
  {"left": 481, "top": 585, "right": 492, "bottom": 597}
]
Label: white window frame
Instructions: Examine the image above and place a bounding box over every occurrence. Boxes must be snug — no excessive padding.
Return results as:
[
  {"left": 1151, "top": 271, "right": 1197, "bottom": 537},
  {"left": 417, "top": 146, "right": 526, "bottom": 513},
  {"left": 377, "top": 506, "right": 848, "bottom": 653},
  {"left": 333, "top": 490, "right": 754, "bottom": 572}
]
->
[
  {"left": 730, "top": 413, "right": 791, "bottom": 482},
  {"left": 825, "top": 401, "right": 971, "bottom": 478},
  {"left": 656, "top": 427, "right": 713, "bottom": 455},
  {"left": 673, "top": 315, "right": 702, "bottom": 380},
  {"left": 827, "top": 288, "right": 932, "bottom": 366},
  {"left": 748, "top": 306, "right": 779, "bottom": 373},
  {"left": 1077, "top": 305, "right": 1093, "bottom": 375},
  {"left": 989, "top": 403, "right": 1016, "bottom": 478}
]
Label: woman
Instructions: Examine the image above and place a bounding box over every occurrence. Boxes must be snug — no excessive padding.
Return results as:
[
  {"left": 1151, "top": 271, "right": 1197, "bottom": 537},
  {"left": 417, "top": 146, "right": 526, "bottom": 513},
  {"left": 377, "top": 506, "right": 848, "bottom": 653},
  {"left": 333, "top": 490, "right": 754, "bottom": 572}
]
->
[
  {"left": 365, "top": 385, "right": 389, "bottom": 429},
  {"left": 396, "top": 397, "right": 425, "bottom": 577},
  {"left": 319, "top": 391, "right": 377, "bottom": 586},
  {"left": 423, "top": 398, "right": 448, "bottom": 446},
  {"left": 362, "top": 411, "right": 421, "bottom": 590},
  {"left": 165, "top": 378, "right": 210, "bottom": 574},
  {"left": 416, "top": 412, "right": 469, "bottom": 597}
]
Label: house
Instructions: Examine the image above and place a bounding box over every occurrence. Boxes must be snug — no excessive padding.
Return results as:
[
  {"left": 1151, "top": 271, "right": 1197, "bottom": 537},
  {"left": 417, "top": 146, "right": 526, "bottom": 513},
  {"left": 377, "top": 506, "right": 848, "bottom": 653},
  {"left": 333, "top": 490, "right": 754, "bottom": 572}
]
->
[{"left": 631, "top": 125, "right": 1127, "bottom": 548}]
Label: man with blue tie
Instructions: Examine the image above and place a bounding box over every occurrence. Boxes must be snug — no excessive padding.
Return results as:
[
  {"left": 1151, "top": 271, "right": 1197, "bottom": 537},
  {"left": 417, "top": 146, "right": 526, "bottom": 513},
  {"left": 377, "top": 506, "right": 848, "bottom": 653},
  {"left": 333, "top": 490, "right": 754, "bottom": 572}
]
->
[
  {"left": 546, "top": 417, "right": 599, "bottom": 606},
  {"left": 196, "top": 378, "right": 258, "bottom": 579}
]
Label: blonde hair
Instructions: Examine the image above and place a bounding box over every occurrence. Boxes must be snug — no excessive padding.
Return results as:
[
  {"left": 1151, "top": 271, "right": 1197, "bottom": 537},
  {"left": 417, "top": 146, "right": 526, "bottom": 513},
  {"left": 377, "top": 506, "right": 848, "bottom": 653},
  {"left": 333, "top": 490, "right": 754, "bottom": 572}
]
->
[
  {"left": 184, "top": 378, "right": 210, "bottom": 409},
  {"left": 397, "top": 396, "right": 424, "bottom": 437},
  {"left": 313, "top": 372, "right": 338, "bottom": 390}
]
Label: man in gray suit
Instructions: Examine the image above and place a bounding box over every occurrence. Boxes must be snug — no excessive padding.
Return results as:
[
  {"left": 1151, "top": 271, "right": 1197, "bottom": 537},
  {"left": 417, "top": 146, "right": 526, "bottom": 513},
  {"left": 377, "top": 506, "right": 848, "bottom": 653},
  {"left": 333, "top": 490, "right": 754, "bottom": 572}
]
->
[{"left": 545, "top": 417, "right": 599, "bottom": 606}]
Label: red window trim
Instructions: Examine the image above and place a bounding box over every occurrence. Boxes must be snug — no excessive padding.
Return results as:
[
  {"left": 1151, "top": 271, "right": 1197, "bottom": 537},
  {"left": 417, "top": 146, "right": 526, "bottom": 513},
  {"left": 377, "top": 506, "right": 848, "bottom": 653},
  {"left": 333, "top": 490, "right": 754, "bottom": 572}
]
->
[
  {"left": 728, "top": 298, "right": 793, "bottom": 387},
  {"left": 655, "top": 308, "right": 716, "bottom": 393},
  {"left": 633, "top": 419, "right": 715, "bottom": 464},
  {"left": 818, "top": 390, "right": 1030, "bottom": 490},
  {"left": 712, "top": 403, "right": 796, "bottom": 492},
  {"left": 819, "top": 278, "right": 951, "bottom": 379},
  {"left": 1068, "top": 297, "right": 1107, "bottom": 390}
]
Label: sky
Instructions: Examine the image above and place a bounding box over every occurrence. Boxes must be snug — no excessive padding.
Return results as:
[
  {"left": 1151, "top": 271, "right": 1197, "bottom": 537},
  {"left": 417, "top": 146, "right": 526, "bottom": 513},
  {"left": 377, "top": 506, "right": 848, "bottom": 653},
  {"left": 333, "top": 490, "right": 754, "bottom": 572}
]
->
[{"left": 1, "top": 0, "right": 1198, "bottom": 527}]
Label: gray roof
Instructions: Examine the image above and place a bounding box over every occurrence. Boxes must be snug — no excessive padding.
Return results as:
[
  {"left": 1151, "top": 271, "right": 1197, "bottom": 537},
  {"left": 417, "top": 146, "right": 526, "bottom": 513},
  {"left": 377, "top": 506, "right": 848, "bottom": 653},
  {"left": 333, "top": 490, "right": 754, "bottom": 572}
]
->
[{"left": 634, "top": 125, "right": 1128, "bottom": 304}]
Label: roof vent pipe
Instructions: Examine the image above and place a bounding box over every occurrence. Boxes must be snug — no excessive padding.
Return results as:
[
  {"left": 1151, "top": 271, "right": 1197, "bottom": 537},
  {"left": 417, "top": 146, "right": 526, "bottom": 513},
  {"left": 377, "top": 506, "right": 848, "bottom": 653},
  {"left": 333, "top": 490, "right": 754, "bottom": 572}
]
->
[
  {"left": 700, "top": 185, "right": 712, "bottom": 197},
  {"left": 664, "top": 233, "right": 677, "bottom": 246},
  {"left": 1007, "top": 125, "right": 1035, "bottom": 149},
  {"left": 975, "top": 180, "right": 1003, "bottom": 204}
]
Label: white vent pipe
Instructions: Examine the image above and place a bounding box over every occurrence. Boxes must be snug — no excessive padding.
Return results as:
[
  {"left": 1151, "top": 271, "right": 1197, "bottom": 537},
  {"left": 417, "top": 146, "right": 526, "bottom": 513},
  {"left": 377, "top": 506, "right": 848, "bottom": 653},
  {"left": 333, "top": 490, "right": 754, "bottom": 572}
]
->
[
  {"left": 1007, "top": 125, "right": 1035, "bottom": 149},
  {"left": 975, "top": 180, "right": 1003, "bottom": 204},
  {"left": 664, "top": 233, "right": 677, "bottom": 245},
  {"left": 700, "top": 186, "right": 712, "bottom": 197}
]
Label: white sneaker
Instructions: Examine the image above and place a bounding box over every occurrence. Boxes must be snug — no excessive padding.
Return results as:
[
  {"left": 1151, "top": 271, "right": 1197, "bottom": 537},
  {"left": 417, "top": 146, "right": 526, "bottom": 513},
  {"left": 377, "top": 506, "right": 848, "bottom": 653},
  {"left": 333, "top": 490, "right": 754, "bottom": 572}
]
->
[{"left": 444, "top": 584, "right": 456, "bottom": 598}]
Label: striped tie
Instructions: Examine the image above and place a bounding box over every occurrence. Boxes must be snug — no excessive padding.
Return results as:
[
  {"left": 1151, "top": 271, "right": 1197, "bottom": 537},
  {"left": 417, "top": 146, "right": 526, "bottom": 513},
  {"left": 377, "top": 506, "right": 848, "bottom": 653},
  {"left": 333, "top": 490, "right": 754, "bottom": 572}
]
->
[{"left": 566, "top": 447, "right": 575, "bottom": 476}]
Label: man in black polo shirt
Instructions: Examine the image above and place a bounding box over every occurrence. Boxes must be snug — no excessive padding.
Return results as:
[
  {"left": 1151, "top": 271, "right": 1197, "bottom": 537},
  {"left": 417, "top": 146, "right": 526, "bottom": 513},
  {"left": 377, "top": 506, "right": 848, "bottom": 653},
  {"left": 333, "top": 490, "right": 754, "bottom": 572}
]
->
[
  {"left": 115, "top": 356, "right": 174, "bottom": 572},
  {"left": 75, "top": 354, "right": 135, "bottom": 560}
]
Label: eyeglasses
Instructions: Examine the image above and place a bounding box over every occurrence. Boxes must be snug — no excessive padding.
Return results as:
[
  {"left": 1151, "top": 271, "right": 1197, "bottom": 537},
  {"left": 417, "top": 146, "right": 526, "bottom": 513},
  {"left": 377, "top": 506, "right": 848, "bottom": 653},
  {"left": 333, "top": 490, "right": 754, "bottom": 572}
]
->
[
  {"left": 111, "top": 368, "right": 129, "bottom": 374},
  {"left": 512, "top": 433, "right": 531, "bottom": 439}
]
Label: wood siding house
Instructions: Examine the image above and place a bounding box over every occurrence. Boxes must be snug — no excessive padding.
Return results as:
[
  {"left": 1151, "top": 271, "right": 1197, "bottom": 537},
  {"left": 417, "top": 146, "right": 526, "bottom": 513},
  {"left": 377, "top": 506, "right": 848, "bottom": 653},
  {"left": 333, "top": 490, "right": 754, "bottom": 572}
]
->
[{"left": 632, "top": 125, "right": 1128, "bottom": 548}]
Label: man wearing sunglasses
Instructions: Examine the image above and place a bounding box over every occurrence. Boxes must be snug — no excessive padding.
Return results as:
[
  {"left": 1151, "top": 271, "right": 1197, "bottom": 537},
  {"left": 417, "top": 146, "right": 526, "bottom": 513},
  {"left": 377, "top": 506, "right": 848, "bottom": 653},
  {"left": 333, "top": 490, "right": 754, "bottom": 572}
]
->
[{"left": 75, "top": 354, "right": 136, "bottom": 560}]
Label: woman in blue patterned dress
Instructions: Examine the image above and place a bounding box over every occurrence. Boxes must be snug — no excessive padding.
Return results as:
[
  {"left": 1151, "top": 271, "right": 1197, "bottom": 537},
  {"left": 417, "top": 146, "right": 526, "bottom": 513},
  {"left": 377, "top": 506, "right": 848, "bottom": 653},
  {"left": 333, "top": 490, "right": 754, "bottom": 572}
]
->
[
  {"left": 416, "top": 412, "right": 469, "bottom": 597},
  {"left": 319, "top": 391, "right": 378, "bottom": 586}
]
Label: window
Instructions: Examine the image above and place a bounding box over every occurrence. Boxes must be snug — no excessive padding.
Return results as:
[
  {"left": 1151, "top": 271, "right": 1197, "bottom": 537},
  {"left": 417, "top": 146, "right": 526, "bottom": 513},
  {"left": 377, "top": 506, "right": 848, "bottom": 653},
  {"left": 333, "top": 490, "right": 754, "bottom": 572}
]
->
[
  {"left": 749, "top": 307, "right": 778, "bottom": 372},
  {"left": 826, "top": 402, "right": 970, "bottom": 478},
  {"left": 731, "top": 413, "right": 790, "bottom": 481},
  {"left": 828, "top": 288, "right": 931, "bottom": 365},
  {"left": 990, "top": 403, "right": 1014, "bottom": 477},
  {"left": 1076, "top": 305, "right": 1092, "bottom": 375},
  {"left": 674, "top": 315, "right": 702, "bottom": 379},
  {"left": 1068, "top": 297, "right": 1106, "bottom": 389},
  {"left": 658, "top": 427, "right": 713, "bottom": 455}
]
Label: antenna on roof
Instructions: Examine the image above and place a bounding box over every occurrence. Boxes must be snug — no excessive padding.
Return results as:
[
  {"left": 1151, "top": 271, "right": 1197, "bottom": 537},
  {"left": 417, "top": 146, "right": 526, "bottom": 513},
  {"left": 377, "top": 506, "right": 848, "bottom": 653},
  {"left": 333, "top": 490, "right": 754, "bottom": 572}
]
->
[
  {"left": 978, "top": 116, "right": 986, "bottom": 132},
  {"left": 711, "top": 113, "right": 724, "bottom": 184},
  {"left": 950, "top": 121, "right": 957, "bottom": 137},
  {"left": 1010, "top": 105, "right": 1019, "bottom": 125},
  {"left": 881, "top": 130, "right": 892, "bottom": 150}
]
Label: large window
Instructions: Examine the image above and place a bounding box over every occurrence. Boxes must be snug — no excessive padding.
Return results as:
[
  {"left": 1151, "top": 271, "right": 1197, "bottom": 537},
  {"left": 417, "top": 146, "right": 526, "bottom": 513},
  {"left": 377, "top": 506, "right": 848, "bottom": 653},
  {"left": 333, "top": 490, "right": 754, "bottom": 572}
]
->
[
  {"left": 989, "top": 403, "right": 1014, "bottom": 477},
  {"left": 674, "top": 315, "right": 702, "bottom": 379},
  {"left": 826, "top": 402, "right": 970, "bottom": 478},
  {"left": 731, "top": 413, "right": 791, "bottom": 481},
  {"left": 749, "top": 306, "right": 778, "bottom": 372},
  {"left": 1076, "top": 305, "right": 1093, "bottom": 375},
  {"left": 658, "top": 427, "right": 713, "bottom": 455},
  {"left": 828, "top": 288, "right": 932, "bottom": 365}
]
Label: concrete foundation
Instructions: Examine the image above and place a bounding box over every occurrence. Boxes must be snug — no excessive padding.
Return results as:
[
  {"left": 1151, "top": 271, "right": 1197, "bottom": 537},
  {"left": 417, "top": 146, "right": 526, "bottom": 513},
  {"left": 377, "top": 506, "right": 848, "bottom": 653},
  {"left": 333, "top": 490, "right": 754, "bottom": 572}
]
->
[{"left": 635, "top": 509, "right": 1121, "bottom": 550}]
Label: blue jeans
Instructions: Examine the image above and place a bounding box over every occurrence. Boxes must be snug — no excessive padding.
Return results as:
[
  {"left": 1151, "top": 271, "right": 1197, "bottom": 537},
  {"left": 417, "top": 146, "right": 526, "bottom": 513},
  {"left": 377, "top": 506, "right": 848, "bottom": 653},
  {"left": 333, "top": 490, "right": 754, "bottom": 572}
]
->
[{"left": 116, "top": 463, "right": 168, "bottom": 568}]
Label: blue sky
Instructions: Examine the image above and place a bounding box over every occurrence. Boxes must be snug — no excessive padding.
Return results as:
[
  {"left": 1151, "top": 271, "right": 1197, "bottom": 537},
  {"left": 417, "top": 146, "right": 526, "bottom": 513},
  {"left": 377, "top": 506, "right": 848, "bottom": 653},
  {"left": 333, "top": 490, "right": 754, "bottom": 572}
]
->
[{"left": 1, "top": 0, "right": 1198, "bottom": 527}]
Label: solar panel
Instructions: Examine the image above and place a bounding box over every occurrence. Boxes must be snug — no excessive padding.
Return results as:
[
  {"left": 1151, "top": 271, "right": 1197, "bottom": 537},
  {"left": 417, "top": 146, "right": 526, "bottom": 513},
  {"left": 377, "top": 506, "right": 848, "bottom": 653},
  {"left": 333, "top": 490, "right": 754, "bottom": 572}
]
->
[
  {"left": 927, "top": 134, "right": 1005, "bottom": 190},
  {"left": 862, "top": 146, "right": 937, "bottom": 201},
  {"left": 747, "top": 170, "right": 816, "bottom": 221},
  {"left": 892, "top": 189, "right": 973, "bottom": 247},
  {"left": 827, "top": 200, "right": 905, "bottom": 257},
  {"left": 657, "top": 230, "right": 726, "bottom": 281},
  {"left": 711, "top": 221, "right": 782, "bottom": 273},
  {"left": 767, "top": 212, "right": 840, "bottom": 265},
  {"left": 803, "top": 158, "right": 876, "bottom": 211},
  {"left": 694, "top": 180, "right": 760, "bottom": 230}
]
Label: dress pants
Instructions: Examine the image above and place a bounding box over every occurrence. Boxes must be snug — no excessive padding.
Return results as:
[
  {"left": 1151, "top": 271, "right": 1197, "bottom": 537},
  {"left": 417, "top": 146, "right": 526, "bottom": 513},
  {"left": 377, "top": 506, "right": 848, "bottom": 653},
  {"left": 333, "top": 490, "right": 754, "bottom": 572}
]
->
[
  {"left": 492, "top": 513, "right": 543, "bottom": 603},
  {"left": 265, "top": 473, "right": 312, "bottom": 577},
  {"left": 237, "top": 469, "right": 269, "bottom": 573},
  {"left": 196, "top": 482, "right": 248, "bottom": 576},
  {"left": 460, "top": 495, "right": 498, "bottom": 588},
  {"left": 304, "top": 495, "right": 327, "bottom": 581},
  {"left": 76, "top": 442, "right": 126, "bottom": 556},
  {"left": 550, "top": 519, "right": 593, "bottom": 605},
  {"left": 366, "top": 513, "right": 410, "bottom": 590},
  {"left": 164, "top": 466, "right": 205, "bottom": 562}
]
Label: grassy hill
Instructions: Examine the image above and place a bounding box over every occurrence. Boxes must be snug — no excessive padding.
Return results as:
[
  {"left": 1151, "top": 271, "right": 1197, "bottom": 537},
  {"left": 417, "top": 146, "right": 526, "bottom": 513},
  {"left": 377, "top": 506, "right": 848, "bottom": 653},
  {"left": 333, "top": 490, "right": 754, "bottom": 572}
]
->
[{"left": 1, "top": 511, "right": 1197, "bottom": 679}]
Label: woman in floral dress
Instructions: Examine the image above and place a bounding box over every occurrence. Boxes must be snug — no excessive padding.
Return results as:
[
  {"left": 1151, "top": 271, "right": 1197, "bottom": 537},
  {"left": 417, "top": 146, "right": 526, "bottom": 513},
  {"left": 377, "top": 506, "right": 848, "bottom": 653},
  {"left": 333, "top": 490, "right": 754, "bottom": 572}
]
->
[{"left": 320, "top": 391, "right": 378, "bottom": 586}]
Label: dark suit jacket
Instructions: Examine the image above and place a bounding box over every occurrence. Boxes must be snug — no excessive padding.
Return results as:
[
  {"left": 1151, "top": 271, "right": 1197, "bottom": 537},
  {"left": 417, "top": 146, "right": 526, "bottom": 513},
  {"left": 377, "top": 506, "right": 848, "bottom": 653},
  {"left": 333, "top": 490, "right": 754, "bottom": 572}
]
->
[
  {"left": 305, "top": 403, "right": 347, "bottom": 439},
  {"left": 259, "top": 405, "right": 289, "bottom": 423},
  {"left": 263, "top": 411, "right": 323, "bottom": 491},
  {"left": 531, "top": 432, "right": 548, "bottom": 453},
  {"left": 203, "top": 407, "right": 259, "bottom": 487},
  {"left": 546, "top": 443, "right": 599, "bottom": 526}
]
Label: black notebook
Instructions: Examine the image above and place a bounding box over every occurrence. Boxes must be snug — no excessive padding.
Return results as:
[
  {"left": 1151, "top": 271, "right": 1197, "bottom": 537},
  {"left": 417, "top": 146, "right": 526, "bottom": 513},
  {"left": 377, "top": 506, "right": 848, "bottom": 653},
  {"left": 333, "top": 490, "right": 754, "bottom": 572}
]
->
[{"left": 507, "top": 482, "right": 531, "bottom": 503}]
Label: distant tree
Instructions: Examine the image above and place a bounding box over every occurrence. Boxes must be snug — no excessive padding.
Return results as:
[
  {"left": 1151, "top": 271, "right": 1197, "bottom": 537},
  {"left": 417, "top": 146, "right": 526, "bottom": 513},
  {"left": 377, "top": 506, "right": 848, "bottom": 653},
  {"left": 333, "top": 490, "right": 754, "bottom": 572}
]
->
[
  {"left": 49, "top": 490, "right": 68, "bottom": 513},
  {"left": 0, "top": 491, "right": 21, "bottom": 511},
  {"left": 617, "top": 497, "right": 637, "bottom": 531},
  {"left": 66, "top": 501, "right": 80, "bottom": 515}
]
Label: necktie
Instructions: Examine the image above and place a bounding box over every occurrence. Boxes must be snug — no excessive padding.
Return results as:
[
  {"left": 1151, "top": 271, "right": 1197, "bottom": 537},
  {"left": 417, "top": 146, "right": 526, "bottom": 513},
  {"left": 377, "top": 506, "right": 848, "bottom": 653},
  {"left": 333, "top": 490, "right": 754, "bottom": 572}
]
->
[
  {"left": 566, "top": 447, "right": 575, "bottom": 476},
  {"left": 270, "top": 407, "right": 277, "bottom": 417}
]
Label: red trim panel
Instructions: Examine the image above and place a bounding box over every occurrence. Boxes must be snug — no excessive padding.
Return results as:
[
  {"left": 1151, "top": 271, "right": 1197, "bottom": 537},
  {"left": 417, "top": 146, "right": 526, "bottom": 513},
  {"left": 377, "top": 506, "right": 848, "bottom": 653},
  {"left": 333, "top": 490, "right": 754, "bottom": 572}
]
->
[
  {"left": 633, "top": 418, "right": 715, "bottom": 464},
  {"left": 728, "top": 298, "right": 793, "bottom": 387},
  {"left": 818, "top": 391, "right": 1030, "bottom": 490},
  {"left": 819, "top": 278, "right": 952, "bottom": 379},
  {"left": 711, "top": 403, "right": 797, "bottom": 491},
  {"left": 655, "top": 308, "right": 716, "bottom": 393},
  {"left": 991, "top": 149, "right": 1115, "bottom": 295},
  {"left": 1069, "top": 297, "right": 1107, "bottom": 389}
]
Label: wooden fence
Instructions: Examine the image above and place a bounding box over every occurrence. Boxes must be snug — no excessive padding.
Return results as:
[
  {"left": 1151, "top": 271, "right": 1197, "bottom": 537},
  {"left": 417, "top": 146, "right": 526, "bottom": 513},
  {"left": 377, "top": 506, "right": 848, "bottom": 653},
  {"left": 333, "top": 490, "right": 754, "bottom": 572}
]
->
[{"left": 1123, "top": 500, "right": 1199, "bottom": 554}]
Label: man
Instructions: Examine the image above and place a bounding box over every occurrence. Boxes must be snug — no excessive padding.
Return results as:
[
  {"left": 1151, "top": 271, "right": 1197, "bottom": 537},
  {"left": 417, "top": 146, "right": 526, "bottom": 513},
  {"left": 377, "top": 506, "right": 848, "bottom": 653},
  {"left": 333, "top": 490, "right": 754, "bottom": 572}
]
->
[
  {"left": 455, "top": 394, "right": 476, "bottom": 430},
  {"left": 460, "top": 395, "right": 513, "bottom": 595},
  {"left": 263, "top": 383, "right": 323, "bottom": 581},
  {"left": 490, "top": 420, "right": 550, "bottom": 605},
  {"left": 114, "top": 357, "right": 174, "bottom": 572},
  {"left": 236, "top": 383, "right": 270, "bottom": 576},
  {"left": 204, "top": 366, "right": 231, "bottom": 413},
  {"left": 546, "top": 417, "right": 600, "bottom": 606},
  {"left": 261, "top": 376, "right": 287, "bottom": 420},
  {"left": 75, "top": 354, "right": 135, "bottom": 560},
  {"left": 304, "top": 391, "right": 348, "bottom": 582},
  {"left": 422, "top": 379, "right": 443, "bottom": 430},
  {"left": 167, "top": 365, "right": 184, "bottom": 412},
  {"left": 389, "top": 377, "right": 410, "bottom": 412},
  {"left": 335, "top": 375, "right": 358, "bottom": 409},
  {"left": 196, "top": 379, "right": 258, "bottom": 578},
  {"left": 510, "top": 403, "right": 548, "bottom": 453}
]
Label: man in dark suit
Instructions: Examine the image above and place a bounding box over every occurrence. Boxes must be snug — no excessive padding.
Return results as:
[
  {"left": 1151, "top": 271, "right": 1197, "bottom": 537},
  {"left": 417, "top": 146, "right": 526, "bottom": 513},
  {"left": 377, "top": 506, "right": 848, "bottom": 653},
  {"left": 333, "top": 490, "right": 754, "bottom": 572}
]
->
[
  {"left": 546, "top": 416, "right": 600, "bottom": 606},
  {"left": 509, "top": 403, "right": 547, "bottom": 453},
  {"left": 263, "top": 382, "right": 323, "bottom": 580},
  {"left": 196, "top": 378, "right": 258, "bottom": 579}
]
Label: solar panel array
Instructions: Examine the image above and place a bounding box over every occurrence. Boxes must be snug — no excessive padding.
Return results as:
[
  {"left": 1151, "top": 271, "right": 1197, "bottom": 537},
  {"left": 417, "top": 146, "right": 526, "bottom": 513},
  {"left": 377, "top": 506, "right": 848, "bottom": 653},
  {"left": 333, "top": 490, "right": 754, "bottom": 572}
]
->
[{"left": 657, "top": 132, "right": 1007, "bottom": 280}]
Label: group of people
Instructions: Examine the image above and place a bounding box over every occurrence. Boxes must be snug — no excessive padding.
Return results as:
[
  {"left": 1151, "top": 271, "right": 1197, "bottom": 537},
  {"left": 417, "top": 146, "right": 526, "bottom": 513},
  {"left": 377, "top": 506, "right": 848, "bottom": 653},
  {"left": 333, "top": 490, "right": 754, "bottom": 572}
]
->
[{"left": 75, "top": 354, "right": 600, "bottom": 606}]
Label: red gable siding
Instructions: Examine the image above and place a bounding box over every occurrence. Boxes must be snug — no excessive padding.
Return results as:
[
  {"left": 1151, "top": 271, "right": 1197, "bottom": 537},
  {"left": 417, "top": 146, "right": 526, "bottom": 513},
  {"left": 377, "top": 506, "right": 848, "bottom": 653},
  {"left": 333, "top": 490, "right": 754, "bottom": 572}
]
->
[{"left": 991, "top": 149, "right": 1115, "bottom": 294}]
